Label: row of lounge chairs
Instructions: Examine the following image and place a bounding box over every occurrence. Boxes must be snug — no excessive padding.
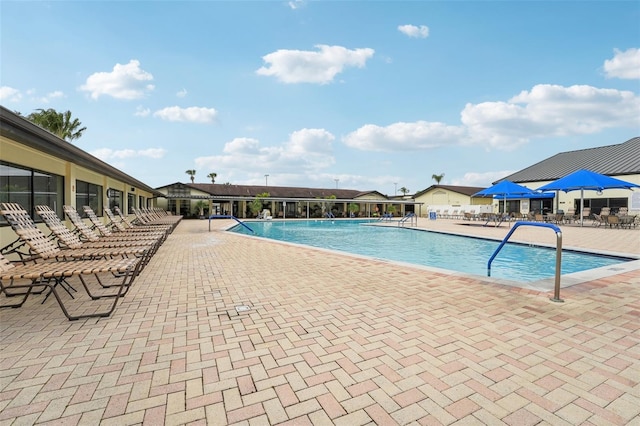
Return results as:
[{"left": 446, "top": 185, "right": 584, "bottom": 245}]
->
[{"left": 0, "top": 203, "right": 181, "bottom": 320}]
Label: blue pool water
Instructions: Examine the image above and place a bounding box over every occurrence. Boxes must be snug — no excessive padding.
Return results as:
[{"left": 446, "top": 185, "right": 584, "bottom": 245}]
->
[{"left": 229, "top": 219, "right": 630, "bottom": 282}]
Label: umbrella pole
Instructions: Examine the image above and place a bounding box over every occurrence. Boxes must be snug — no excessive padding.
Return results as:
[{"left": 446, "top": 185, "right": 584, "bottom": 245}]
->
[{"left": 580, "top": 189, "right": 584, "bottom": 227}]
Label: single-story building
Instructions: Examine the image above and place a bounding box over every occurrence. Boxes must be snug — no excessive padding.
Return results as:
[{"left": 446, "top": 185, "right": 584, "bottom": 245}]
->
[
  {"left": 413, "top": 185, "right": 492, "bottom": 217},
  {"left": 0, "top": 106, "right": 163, "bottom": 247},
  {"left": 500, "top": 136, "right": 640, "bottom": 215},
  {"left": 155, "top": 182, "right": 421, "bottom": 219}
]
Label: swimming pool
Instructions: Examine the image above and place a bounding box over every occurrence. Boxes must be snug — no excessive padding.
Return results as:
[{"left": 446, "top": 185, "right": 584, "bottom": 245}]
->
[{"left": 229, "top": 219, "right": 630, "bottom": 282}]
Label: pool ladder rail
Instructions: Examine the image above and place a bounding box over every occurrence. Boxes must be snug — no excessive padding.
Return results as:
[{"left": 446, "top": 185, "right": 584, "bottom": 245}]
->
[
  {"left": 398, "top": 212, "right": 417, "bottom": 227},
  {"left": 376, "top": 212, "right": 416, "bottom": 225},
  {"left": 208, "top": 214, "right": 254, "bottom": 233},
  {"left": 488, "top": 221, "right": 563, "bottom": 302}
]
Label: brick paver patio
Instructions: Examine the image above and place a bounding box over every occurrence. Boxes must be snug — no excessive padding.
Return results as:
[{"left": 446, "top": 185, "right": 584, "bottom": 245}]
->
[{"left": 1, "top": 218, "right": 639, "bottom": 425}]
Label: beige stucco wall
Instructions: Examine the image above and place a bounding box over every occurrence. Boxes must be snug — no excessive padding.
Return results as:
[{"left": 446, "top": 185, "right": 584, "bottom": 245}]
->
[
  {"left": 1, "top": 136, "right": 157, "bottom": 247},
  {"left": 521, "top": 176, "right": 640, "bottom": 214},
  {"left": 414, "top": 188, "right": 492, "bottom": 216}
]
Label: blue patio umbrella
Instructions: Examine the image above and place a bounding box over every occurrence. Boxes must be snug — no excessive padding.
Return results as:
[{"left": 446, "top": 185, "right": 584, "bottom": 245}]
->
[
  {"left": 536, "top": 169, "right": 640, "bottom": 226},
  {"left": 472, "top": 180, "right": 538, "bottom": 214}
]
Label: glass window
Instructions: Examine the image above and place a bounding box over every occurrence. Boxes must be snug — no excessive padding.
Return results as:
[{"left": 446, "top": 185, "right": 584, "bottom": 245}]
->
[
  {"left": 0, "top": 162, "right": 32, "bottom": 213},
  {"left": 168, "top": 199, "right": 177, "bottom": 214},
  {"left": 127, "top": 193, "right": 135, "bottom": 214},
  {"left": 138, "top": 195, "right": 145, "bottom": 210},
  {"left": 0, "top": 161, "right": 64, "bottom": 224},
  {"left": 531, "top": 198, "right": 554, "bottom": 215},
  {"left": 168, "top": 183, "right": 190, "bottom": 197},
  {"left": 107, "top": 188, "right": 123, "bottom": 211},
  {"left": 76, "top": 180, "right": 103, "bottom": 217},
  {"left": 583, "top": 197, "right": 627, "bottom": 215}
]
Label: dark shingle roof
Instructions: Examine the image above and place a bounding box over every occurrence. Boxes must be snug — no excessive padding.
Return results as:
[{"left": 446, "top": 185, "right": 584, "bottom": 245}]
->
[
  {"left": 414, "top": 185, "right": 487, "bottom": 198},
  {"left": 179, "top": 183, "right": 384, "bottom": 199},
  {"left": 501, "top": 137, "right": 640, "bottom": 183}
]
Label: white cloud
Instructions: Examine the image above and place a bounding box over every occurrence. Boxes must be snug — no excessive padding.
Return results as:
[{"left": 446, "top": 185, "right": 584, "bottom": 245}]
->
[
  {"left": 398, "top": 24, "right": 429, "bottom": 38},
  {"left": 177, "top": 88, "right": 188, "bottom": 98},
  {"left": 256, "top": 44, "right": 375, "bottom": 84},
  {"left": 222, "top": 137, "right": 261, "bottom": 155},
  {"left": 34, "top": 90, "right": 65, "bottom": 104},
  {"left": 343, "top": 121, "right": 465, "bottom": 151},
  {"left": 342, "top": 83, "right": 639, "bottom": 153},
  {"left": 134, "top": 106, "right": 151, "bottom": 117},
  {"left": 153, "top": 106, "right": 218, "bottom": 123},
  {"left": 80, "top": 59, "right": 155, "bottom": 100},
  {"left": 48, "top": 90, "right": 64, "bottom": 99},
  {"left": 137, "top": 148, "right": 167, "bottom": 159},
  {"left": 461, "top": 84, "right": 640, "bottom": 149},
  {"left": 0, "top": 86, "right": 22, "bottom": 102},
  {"left": 604, "top": 48, "right": 640, "bottom": 79},
  {"left": 287, "top": 128, "right": 334, "bottom": 154},
  {"left": 451, "top": 171, "right": 516, "bottom": 188},
  {"left": 0, "top": 87, "right": 64, "bottom": 103},
  {"left": 195, "top": 128, "right": 336, "bottom": 176},
  {"left": 288, "top": 0, "right": 305, "bottom": 10},
  {"left": 91, "top": 147, "right": 167, "bottom": 160}
]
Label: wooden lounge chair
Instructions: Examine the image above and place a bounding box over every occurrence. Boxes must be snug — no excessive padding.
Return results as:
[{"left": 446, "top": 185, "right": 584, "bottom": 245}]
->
[
  {"left": 0, "top": 203, "right": 152, "bottom": 267},
  {"left": 113, "top": 207, "right": 174, "bottom": 233},
  {"left": 0, "top": 252, "right": 141, "bottom": 320},
  {"left": 63, "top": 205, "right": 165, "bottom": 246},
  {"left": 83, "top": 206, "right": 167, "bottom": 240},
  {"left": 134, "top": 207, "right": 182, "bottom": 227},
  {"left": 104, "top": 207, "right": 171, "bottom": 236},
  {"left": 35, "top": 205, "right": 161, "bottom": 256}
]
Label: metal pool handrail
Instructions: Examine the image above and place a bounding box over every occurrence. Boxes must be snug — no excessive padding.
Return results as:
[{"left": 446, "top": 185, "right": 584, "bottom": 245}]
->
[
  {"left": 208, "top": 215, "right": 254, "bottom": 233},
  {"left": 488, "top": 221, "right": 564, "bottom": 302},
  {"left": 399, "top": 212, "right": 417, "bottom": 227}
]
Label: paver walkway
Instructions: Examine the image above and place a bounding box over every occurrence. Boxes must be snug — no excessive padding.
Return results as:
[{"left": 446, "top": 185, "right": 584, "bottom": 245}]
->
[{"left": 1, "top": 218, "right": 639, "bottom": 425}]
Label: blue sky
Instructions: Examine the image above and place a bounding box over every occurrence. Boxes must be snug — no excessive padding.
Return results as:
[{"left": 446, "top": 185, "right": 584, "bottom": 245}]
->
[{"left": 2, "top": 1, "right": 639, "bottom": 195}]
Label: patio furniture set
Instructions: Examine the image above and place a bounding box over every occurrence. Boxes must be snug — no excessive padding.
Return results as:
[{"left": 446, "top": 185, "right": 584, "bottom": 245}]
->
[{"left": 0, "top": 203, "right": 181, "bottom": 320}]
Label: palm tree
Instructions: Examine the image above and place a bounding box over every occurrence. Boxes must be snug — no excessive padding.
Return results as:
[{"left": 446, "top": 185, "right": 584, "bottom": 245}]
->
[
  {"left": 250, "top": 192, "right": 270, "bottom": 217},
  {"left": 194, "top": 200, "right": 207, "bottom": 218},
  {"left": 432, "top": 173, "right": 445, "bottom": 184},
  {"left": 207, "top": 172, "right": 217, "bottom": 183},
  {"left": 399, "top": 187, "right": 410, "bottom": 195},
  {"left": 185, "top": 169, "right": 196, "bottom": 183},
  {"left": 26, "top": 108, "right": 86, "bottom": 141},
  {"left": 348, "top": 203, "right": 360, "bottom": 217}
]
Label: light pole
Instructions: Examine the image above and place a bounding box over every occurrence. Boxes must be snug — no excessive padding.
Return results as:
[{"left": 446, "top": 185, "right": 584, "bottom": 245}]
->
[
  {"left": 394, "top": 182, "right": 398, "bottom": 195},
  {"left": 334, "top": 179, "right": 339, "bottom": 189},
  {"left": 265, "top": 174, "right": 269, "bottom": 186}
]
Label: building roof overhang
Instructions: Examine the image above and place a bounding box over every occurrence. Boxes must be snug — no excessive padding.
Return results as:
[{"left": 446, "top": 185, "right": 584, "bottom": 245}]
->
[
  {"left": 161, "top": 194, "right": 422, "bottom": 204},
  {"left": 1, "top": 106, "right": 163, "bottom": 197}
]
